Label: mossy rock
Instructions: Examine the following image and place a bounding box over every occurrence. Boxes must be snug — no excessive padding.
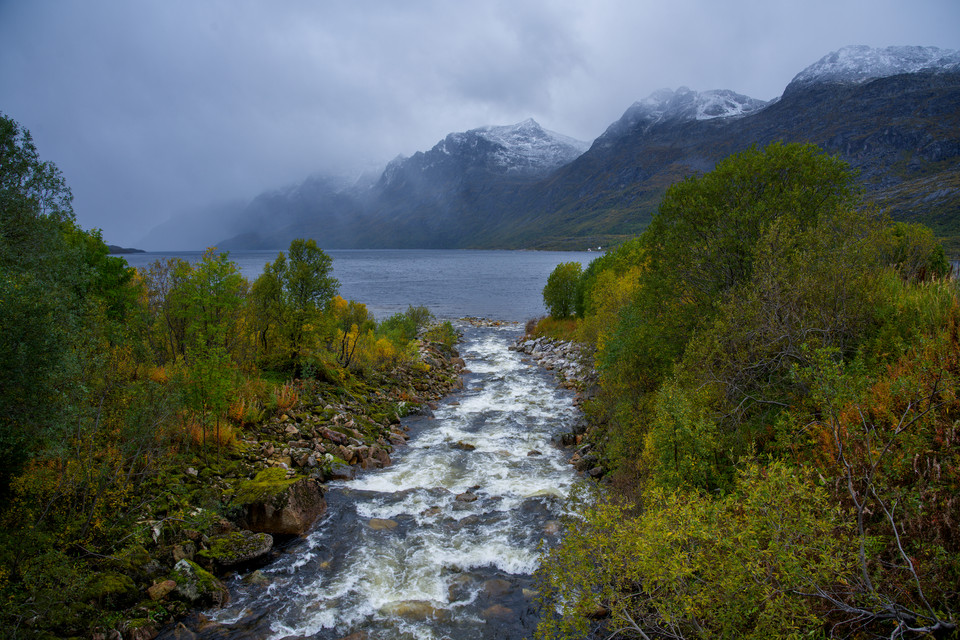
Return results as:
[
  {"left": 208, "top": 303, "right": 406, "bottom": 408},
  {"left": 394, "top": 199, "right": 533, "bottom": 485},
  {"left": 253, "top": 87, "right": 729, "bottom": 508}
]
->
[
  {"left": 233, "top": 468, "right": 297, "bottom": 506},
  {"left": 109, "top": 544, "right": 152, "bottom": 577},
  {"left": 197, "top": 530, "right": 273, "bottom": 570},
  {"left": 237, "top": 475, "right": 327, "bottom": 536},
  {"left": 83, "top": 572, "right": 139, "bottom": 608},
  {"left": 171, "top": 559, "right": 229, "bottom": 607}
]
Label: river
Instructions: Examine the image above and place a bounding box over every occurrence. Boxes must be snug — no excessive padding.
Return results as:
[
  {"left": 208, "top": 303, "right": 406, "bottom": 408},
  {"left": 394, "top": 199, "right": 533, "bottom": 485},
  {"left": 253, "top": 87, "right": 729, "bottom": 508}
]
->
[{"left": 163, "top": 320, "right": 585, "bottom": 639}]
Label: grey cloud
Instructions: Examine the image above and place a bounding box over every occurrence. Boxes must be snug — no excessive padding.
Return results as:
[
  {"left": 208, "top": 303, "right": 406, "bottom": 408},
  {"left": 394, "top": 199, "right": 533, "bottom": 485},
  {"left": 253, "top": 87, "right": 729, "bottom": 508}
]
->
[{"left": 1, "top": 0, "right": 957, "bottom": 246}]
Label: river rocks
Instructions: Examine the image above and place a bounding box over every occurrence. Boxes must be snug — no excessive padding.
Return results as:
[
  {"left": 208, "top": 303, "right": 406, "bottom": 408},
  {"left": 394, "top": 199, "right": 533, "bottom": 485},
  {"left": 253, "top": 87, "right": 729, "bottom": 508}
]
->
[
  {"left": 455, "top": 491, "right": 478, "bottom": 502},
  {"left": 447, "top": 574, "right": 473, "bottom": 602},
  {"left": 148, "top": 580, "right": 177, "bottom": 601},
  {"left": 200, "top": 531, "right": 274, "bottom": 569},
  {"left": 171, "top": 560, "right": 229, "bottom": 607},
  {"left": 172, "top": 542, "right": 196, "bottom": 564},
  {"left": 574, "top": 452, "right": 599, "bottom": 472},
  {"left": 482, "top": 604, "right": 514, "bottom": 619},
  {"left": 379, "top": 600, "right": 450, "bottom": 621},
  {"left": 244, "top": 570, "right": 271, "bottom": 587},
  {"left": 512, "top": 335, "right": 595, "bottom": 389},
  {"left": 327, "top": 462, "right": 356, "bottom": 480},
  {"left": 84, "top": 572, "right": 139, "bottom": 608},
  {"left": 482, "top": 578, "right": 512, "bottom": 597},
  {"left": 127, "top": 623, "right": 160, "bottom": 640},
  {"left": 164, "top": 623, "right": 198, "bottom": 640},
  {"left": 236, "top": 470, "right": 327, "bottom": 536}
]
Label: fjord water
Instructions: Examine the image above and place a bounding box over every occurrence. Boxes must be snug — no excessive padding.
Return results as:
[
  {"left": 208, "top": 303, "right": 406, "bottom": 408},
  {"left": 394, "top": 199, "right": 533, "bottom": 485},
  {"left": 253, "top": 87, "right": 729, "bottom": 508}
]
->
[
  {"left": 186, "top": 321, "right": 584, "bottom": 639},
  {"left": 122, "top": 249, "right": 598, "bottom": 320}
]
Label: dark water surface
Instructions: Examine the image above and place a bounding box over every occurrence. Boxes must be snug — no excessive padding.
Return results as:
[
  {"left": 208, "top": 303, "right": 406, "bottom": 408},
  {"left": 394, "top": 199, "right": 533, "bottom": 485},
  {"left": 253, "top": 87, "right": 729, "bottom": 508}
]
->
[{"left": 121, "top": 249, "right": 598, "bottom": 321}]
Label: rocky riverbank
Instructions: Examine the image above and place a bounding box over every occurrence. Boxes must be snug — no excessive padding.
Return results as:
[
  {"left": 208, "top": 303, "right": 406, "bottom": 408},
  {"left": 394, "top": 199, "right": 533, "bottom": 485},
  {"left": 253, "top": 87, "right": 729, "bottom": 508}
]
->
[
  {"left": 511, "top": 335, "right": 595, "bottom": 390},
  {"left": 88, "top": 337, "right": 465, "bottom": 640},
  {"left": 512, "top": 334, "right": 607, "bottom": 480}
]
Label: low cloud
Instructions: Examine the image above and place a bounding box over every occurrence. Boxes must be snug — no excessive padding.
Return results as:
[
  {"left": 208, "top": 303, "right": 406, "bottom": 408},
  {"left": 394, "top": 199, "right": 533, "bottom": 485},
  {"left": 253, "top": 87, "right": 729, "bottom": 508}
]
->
[{"left": 1, "top": 0, "right": 957, "bottom": 245}]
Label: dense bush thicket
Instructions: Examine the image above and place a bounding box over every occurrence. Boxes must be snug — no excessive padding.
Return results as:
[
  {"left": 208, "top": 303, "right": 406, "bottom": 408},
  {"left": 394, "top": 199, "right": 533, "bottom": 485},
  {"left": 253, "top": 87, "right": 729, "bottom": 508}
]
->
[
  {"left": 0, "top": 113, "right": 454, "bottom": 637},
  {"left": 538, "top": 143, "right": 957, "bottom": 639}
]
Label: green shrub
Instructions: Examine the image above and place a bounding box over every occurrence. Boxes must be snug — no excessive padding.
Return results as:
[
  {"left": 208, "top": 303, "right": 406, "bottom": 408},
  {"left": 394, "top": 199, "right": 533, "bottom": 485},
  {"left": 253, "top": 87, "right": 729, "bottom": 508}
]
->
[{"left": 542, "top": 262, "right": 582, "bottom": 319}]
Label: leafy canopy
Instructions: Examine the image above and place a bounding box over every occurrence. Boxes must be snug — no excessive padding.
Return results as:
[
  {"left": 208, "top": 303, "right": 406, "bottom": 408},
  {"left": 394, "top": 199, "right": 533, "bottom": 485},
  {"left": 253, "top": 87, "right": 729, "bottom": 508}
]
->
[{"left": 542, "top": 261, "right": 582, "bottom": 319}]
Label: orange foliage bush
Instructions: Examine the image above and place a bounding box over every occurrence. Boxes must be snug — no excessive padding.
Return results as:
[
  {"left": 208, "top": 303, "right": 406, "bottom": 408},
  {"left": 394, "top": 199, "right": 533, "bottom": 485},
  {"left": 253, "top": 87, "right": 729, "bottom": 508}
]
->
[{"left": 273, "top": 382, "right": 299, "bottom": 413}]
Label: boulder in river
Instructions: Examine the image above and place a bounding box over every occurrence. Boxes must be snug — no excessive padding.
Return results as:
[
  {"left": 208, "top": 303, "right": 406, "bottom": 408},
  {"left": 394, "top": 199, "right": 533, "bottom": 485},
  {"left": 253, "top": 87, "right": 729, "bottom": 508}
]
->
[
  {"left": 368, "top": 518, "right": 399, "bottom": 530},
  {"left": 380, "top": 600, "right": 450, "bottom": 621},
  {"left": 482, "top": 604, "right": 514, "bottom": 619},
  {"left": 234, "top": 469, "right": 326, "bottom": 536},
  {"left": 482, "top": 578, "right": 512, "bottom": 597}
]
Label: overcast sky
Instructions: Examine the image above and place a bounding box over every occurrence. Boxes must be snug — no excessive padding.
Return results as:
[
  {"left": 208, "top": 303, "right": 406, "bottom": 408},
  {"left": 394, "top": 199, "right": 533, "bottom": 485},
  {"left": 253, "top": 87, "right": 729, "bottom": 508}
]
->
[{"left": 1, "top": 0, "right": 958, "bottom": 246}]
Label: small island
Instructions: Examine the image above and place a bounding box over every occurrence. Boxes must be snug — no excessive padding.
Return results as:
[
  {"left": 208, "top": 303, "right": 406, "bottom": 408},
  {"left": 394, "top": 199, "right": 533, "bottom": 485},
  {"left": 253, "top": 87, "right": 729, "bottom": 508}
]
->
[{"left": 107, "top": 244, "right": 147, "bottom": 254}]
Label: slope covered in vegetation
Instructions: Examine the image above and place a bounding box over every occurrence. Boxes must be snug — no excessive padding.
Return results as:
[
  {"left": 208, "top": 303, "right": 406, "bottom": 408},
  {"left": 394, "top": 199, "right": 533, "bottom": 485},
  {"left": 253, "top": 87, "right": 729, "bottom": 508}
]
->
[
  {"left": 536, "top": 143, "right": 958, "bottom": 639},
  {"left": 0, "top": 113, "right": 461, "bottom": 639}
]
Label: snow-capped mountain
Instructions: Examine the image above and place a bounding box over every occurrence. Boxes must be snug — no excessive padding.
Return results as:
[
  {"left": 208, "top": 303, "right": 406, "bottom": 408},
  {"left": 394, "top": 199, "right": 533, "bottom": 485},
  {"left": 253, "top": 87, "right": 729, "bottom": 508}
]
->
[
  {"left": 469, "top": 118, "right": 590, "bottom": 173},
  {"left": 599, "top": 87, "right": 770, "bottom": 142},
  {"left": 375, "top": 118, "right": 590, "bottom": 198},
  {"left": 786, "top": 45, "right": 960, "bottom": 93},
  {"left": 409, "top": 118, "right": 589, "bottom": 178}
]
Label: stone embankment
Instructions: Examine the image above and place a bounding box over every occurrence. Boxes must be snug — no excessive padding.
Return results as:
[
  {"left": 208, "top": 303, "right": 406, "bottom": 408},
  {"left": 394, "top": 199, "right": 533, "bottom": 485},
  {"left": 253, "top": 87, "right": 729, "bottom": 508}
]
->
[
  {"left": 511, "top": 335, "right": 595, "bottom": 390},
  {"left": 512, "top": 334, "right": 605, "bottom": 479}
]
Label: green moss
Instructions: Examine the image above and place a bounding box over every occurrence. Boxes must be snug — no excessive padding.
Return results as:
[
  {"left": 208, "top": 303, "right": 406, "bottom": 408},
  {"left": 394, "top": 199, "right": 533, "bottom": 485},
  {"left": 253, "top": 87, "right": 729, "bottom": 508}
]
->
[
  {"left": 197, "top": 531, "right": 273, "bottom": 569},
  {"left": 171, "top": 559, "right": 223, "bottom": 600},
  {"left": 83, "top": 572, "right": 138, "bottom": 608},
  {"left": 109, "top": 544, "right": 151, "bottom": 576},
  {"left": 232, "top": 467, "right": 296, "bottom": 506},
  {"left": 124, "top": 617, "right": 156, "bottom": 632}
]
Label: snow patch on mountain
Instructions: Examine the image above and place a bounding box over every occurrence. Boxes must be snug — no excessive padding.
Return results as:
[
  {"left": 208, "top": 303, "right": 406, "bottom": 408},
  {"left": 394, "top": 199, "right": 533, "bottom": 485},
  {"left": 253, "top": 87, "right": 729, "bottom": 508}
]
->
[
  {"left": 787, "top": 45, "right": 960, "bottom": 93},
  {"left": 378, "top": 119, "right": 590, "bottom": 188},
  {"left": 449, "top": 118, "right": 590, "bottom": 173},
  {"left": 600, "top": 87, "right": 769, "bottom": 141}
]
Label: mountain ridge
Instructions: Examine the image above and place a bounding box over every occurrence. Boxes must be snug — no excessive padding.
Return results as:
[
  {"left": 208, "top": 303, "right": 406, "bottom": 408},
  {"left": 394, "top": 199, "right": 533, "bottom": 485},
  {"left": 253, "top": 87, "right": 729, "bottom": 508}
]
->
[{"left": 138, "top": 45, "right": 960, "bottom": 253}]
